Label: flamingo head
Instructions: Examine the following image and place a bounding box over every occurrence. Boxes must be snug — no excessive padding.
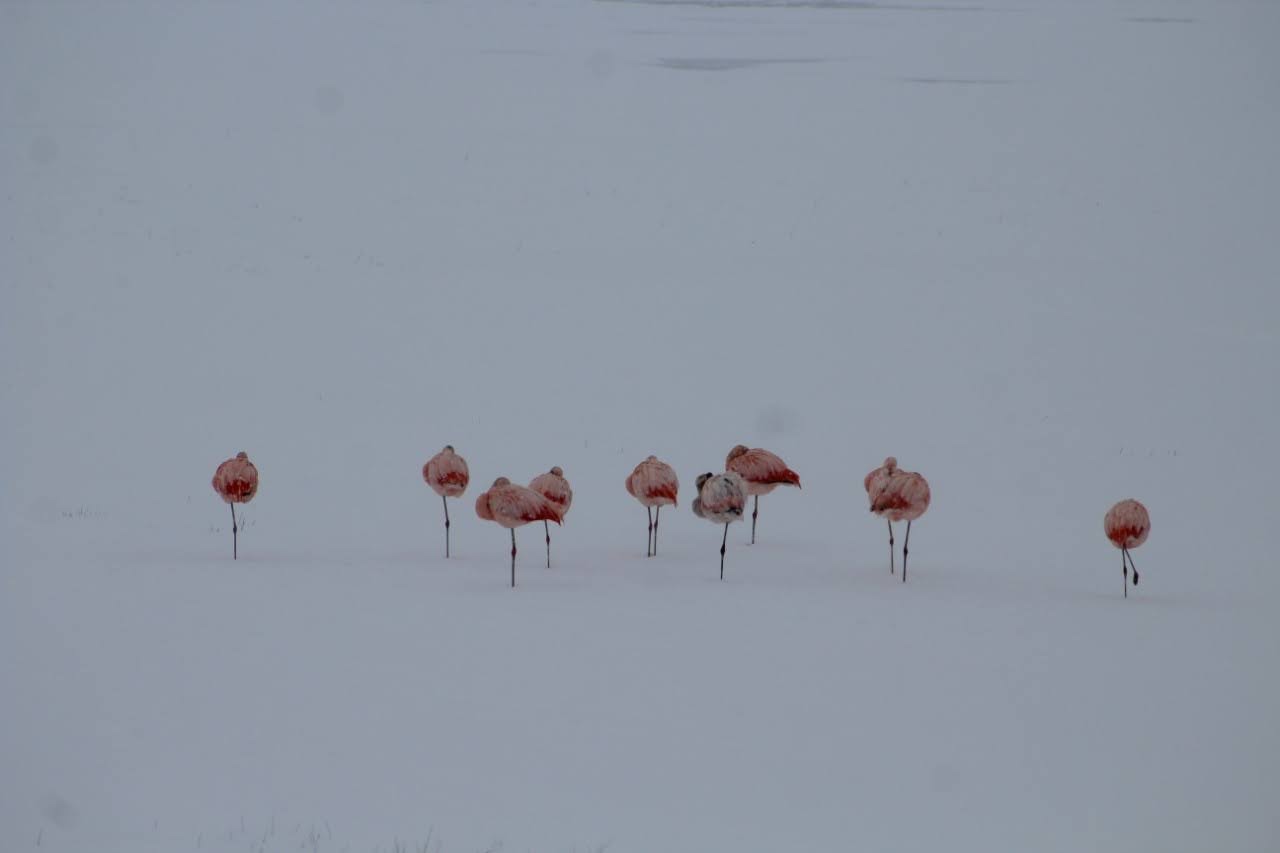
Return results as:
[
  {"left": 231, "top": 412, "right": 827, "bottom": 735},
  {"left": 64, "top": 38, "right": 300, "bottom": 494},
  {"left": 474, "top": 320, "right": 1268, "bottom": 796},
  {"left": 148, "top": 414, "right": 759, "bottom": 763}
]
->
[
  {"left": 550, "top": 466, "right": 563, "bottom": 477},
  {"left": 696, "top": 472, "right": 713, "bottom": 491},
  {"left": 443, "top": 445, "right": 455, "bottom": 453},
  {"left": 884, "top": 456, "right": 897, "bottom": 471},
  {"left": 491, "top": 477, "right": 510, "bottom": 487},
  {"left": 236, "top": 451, "right": 249, "bottom": 461}
]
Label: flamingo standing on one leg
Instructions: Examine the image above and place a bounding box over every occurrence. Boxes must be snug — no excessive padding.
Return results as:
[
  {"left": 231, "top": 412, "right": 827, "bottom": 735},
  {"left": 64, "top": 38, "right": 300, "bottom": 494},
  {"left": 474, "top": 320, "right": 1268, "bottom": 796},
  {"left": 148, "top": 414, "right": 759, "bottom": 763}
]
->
[
  {"left": 1105, "top": 499, "right": 1150, "bottom": 598},
  {"left": 528, "top": 466, "right": 572, "bottom": 568},
  {"left": 423, "top": 445, "right": 470, "bottom": 558},
  {"left": 692, "top": 471, "right": 747, "bottom": 580},
  {"left": 212, "top": 451, "right": 259, "bottom": 560},
  {"left": 475, "top": 477, "right": 562, "bottom": 587},
  {"left": 626, "top": 455, "right": 679, "bottom": 557},
  {"left": 725, "top": 445, "right": 800, "bottom": 544},
  {"left": 869, "top": 467, "right": 930, "bottom": 582},
  {"left": 865, "top": 457, "right": 900, "bottom": 574}
]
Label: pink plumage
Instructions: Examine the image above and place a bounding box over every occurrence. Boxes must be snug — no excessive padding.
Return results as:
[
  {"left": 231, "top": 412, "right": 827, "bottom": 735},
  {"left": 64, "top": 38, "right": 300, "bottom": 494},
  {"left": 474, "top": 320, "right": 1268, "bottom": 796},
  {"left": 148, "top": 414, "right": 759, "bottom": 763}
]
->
[
  {"left": 725, "top": 444, "right": 800, "bottom": 545},
  {"left": 725, "top": 445, "right": 801, "bottom": 495},
  {"left": 627, "top": 455, "right": 679, "bottom": 557},
  {"left": 423, "top": 445, "right": 469, "bottom": 558},
  {"left": 529, "top": 467, "right": 572, "bottom": 520},
  {"left": 475, "top": 477, "right": 563, "bottom": 587},
  {"left": 529, "top": 467, "right": 572, "bottom": 569},
  {"left": 866, "top": 460, "right": 930, "bottom": 582},
  {"left": 1105, "top": 499, "right": 1150, "bottom": 598},
  {"left": 869, "top": 471, "right": 931, "bottom": 523},
  {"left": 212, "top": 451, "right": 257, "bottom": 560},
  {"left": 423, "top": 445, "right": 470, "bottom": 498},
  {"left": 1105, "top": 499, "right": 1150, "bottom": 550},
  {"left": 626, "top": 456, "right": 679, "bottom": 508},
  {"left": 213, "top": 452, "right": 258, "bottom": 504}
]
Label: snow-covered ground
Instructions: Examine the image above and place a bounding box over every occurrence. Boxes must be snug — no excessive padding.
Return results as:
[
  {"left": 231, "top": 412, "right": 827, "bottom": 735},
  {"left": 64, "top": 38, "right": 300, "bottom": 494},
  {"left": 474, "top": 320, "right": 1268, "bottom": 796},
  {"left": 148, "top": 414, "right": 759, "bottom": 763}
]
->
[{"left": 3, "top": 1, "right": 1278, "bottom": 850}]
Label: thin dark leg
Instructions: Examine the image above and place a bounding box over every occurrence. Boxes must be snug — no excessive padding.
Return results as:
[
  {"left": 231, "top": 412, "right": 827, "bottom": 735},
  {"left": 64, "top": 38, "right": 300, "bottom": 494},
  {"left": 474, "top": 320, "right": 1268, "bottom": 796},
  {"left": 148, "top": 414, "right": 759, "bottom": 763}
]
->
[
  {"left": 230, "top": 503, "right": 238, "bottom": 560},
  {"left": 1123, "top": 549, "right": 1128, "bottom": 598},
  {"left": 646, "top": 506, "right": 653, "bottom": 557},
  {"left": 544, "top": 520, "right": 551, "bottom": 569},
  {"left": 751, "top": 496, "right": 758, "bottom": 545},
  {"left": 654, "top": 506, "right": 660, "bottom": 556},
  {"left": 511, "top": 529, "right": 517, "bottom": 588},
  {"left": 720, "top": 523, "right": 729, "bottom": 581},
  {"left": 888, "top": 520, "right": 895, "bottom": 575},
  {"left": 443, "top": 495, "right": 451, "bottom": 558},
  {"left": 902, "top": 520, "right": 911, "bottom": 583},
  {"left": 1125, "top": 549, "right": 1140, "bottom": 588}
]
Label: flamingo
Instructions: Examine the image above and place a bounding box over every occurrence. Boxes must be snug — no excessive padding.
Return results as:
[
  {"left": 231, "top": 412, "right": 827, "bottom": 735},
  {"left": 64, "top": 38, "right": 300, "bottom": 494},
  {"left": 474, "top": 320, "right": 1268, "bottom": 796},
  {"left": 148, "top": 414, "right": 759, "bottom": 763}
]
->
[
  {"left": 422, "top": 445, "right": 470, "bottom": 558},
  {"left": 865, "top": 457, "right": 900, "bottom": 574},
  {"left": 212, "top": 451, "right": 258, "bottom": 559},
  {"left": 868, "top": 465, "right": 930, "bottom": 582},
  {"left": 528, "top": 466, "right": 572, "bottom": 568},
  {"left": 1105, "top": 499, "right": 1150, "bottom": 598},
  {"left": 692, "top": 471, "right": 747, "bottom": 580},
  {"left": 725, "top": 445, "right": 801, "bottom": 544},
  {"left": 626, "top": 455, "right": 679, "bottom": 557},
  {"left": 474, "top": 477, "right": 562, "bottom": 587}
]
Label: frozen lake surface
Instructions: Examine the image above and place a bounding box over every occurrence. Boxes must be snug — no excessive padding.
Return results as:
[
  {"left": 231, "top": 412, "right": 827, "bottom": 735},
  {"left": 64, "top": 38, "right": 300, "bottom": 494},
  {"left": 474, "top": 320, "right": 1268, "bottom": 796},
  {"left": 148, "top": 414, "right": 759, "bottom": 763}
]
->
[{"left": 2, "top": 0, "right": 1278, "bottom": 850}]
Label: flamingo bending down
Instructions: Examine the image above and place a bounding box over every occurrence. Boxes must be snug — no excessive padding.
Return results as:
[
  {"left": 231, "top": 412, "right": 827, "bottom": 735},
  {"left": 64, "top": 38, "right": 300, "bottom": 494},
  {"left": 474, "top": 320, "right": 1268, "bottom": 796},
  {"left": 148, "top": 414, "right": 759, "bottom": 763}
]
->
[
  {"left": 626, "top": 455, "right": 679, "bottom": 557},
  {"left": 1105, "top": 499, "right": 1150, "bottom": 598},
  {"left": 692, "top": 471, "right": 747, "bottom": 580},
  {"left": 528, "top": 467, "right": 572, "bottom": 568},
  {"left": 475, "top": 477, "right": 562, "bottom": 587},
  {"left": 868, "top": 466, "right": 930, "bottom": 582},
  {"left": 865, "top": 457, "right": 900, "bottom": 574},
  {"left": 212, "top": 451, "right": 259, "bottom": 560},
  {"left": 725, "top": 445, "right": 800, "bottom": 544},
  {"left": 423, "top": 445, "right": 470, "bottom": 558}
]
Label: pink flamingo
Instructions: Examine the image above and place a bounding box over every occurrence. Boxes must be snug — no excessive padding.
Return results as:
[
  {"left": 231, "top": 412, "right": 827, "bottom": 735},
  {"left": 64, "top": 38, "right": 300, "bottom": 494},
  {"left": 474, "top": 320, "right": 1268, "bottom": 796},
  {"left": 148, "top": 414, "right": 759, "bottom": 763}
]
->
[
  {"left": 626, "top": 455, "right": 679, "bottom": 557},
  {"left": 725, "top": 445, "right": 801, "bottom": 544},
  {"left": 423, "top": 445, "right": 470, "bottom": 558},
  {"left": 865, "top": 456, "right": 900, "bottom": 574},
  {"left": 868, "top": 464, "right": 930, "bottom": 582},
  {"left": 528, "top": 466, "right": 572, "bottom": 568},
  {"left": 212, "top": 451, "right": 258, "bottom": 559},
  {"left": 1105, "top": 499, "right": 1150, "bottom": 598},
  {"left": 692, "top": 471, "right": 747, "bottom": 580},
  {"left": 474, "top": 477, "right": 563, "bottom": 587}
]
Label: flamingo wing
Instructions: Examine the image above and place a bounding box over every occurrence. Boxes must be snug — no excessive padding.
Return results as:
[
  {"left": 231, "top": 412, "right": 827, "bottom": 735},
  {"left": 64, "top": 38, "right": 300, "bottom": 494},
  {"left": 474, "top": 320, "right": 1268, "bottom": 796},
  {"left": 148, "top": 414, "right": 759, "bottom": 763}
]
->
[
  {"left": 490, "top": 484, "right": 562, "bottom": 525},
  {"left": 728, "top": 449, "right": 800, "bottom": 488}
]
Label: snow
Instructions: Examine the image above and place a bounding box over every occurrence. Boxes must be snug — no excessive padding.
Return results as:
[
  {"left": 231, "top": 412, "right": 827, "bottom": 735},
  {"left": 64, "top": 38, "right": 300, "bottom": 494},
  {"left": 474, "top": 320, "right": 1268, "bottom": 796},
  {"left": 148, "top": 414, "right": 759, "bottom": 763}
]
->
[{"left": 2, "top": 0, "right": 1279, "bottom": 850}]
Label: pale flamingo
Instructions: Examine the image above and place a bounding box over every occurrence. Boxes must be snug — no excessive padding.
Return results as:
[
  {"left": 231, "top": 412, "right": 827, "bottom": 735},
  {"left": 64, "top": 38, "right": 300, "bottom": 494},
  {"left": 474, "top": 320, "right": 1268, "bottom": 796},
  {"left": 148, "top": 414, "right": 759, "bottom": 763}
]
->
[
  {"left": 725, "top": 445, "right": 801, "bottom": 544},
  {"left": 423, "top": 445, "right": 470, "bottom": 558},
  {"left": 212, "top": 451, "right": 258, "bottom": 560},
  {"left": 868, "top": 466, "right": 930, "bottom": 582},
  {"left": 865, "top": 456, "right": 900, "bottom": 574},
  {"left": 1105, "top": 499, "right": 1150, "bottom": 598},
  {"left": 528, "top": 466, "right": 572, "bottom": 568},
  {"left": 692, "top": 471, "right": 747, "bottom": 580},
  {"left": 626, "top": 455, "right": 679, "bottom": 556},
  {"left": 475, "top": 477, "right": 562, "bottom": 587}
]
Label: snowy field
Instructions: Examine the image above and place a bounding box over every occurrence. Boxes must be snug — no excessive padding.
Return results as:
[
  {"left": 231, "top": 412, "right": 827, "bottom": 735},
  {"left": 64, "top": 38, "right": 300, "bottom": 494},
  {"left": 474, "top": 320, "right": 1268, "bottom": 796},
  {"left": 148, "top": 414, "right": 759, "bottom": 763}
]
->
[{"left": 3, "top": 0, "right": 1279, "bottom": 850}]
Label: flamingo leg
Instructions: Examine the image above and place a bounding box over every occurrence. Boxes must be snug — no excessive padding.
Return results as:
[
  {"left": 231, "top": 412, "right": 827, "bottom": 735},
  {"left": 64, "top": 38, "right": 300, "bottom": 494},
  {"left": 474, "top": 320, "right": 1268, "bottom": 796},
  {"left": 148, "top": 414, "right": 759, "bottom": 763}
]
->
[
  {"left": 751, "top": 496, "right": 758, "bottom": 544},
  {"left": 443, "top": 495, "right": 451, "bottom": 558},
  {"left": 544, "top": 520, "right": 551, "bottom": 569},
  {"left": 888, "top": 519, "right": 895, "bottom": 575},
  {"left": 653, "top": 506, "right": 660, "bottom": 556},
  {"left": 902, "top": 520, "right": 911, "bottom": 583},
  {"left": 511, "top": 528, "right": 517, "bottom": 588},
  {"left": 647, "top": 506, "right": 653, "bottom": 557},
  {"left": 720, "top": 523, "right": 729, "bottom": 581},
  {"left": 230, "top": 503, "right": 238, "bottom": 560},
  {"left": 1126, "top": 549, "right": 1140, "bottom": 588},
  {"left": 1123, "top": 549, "right": 1128, "bottom": 598}
]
